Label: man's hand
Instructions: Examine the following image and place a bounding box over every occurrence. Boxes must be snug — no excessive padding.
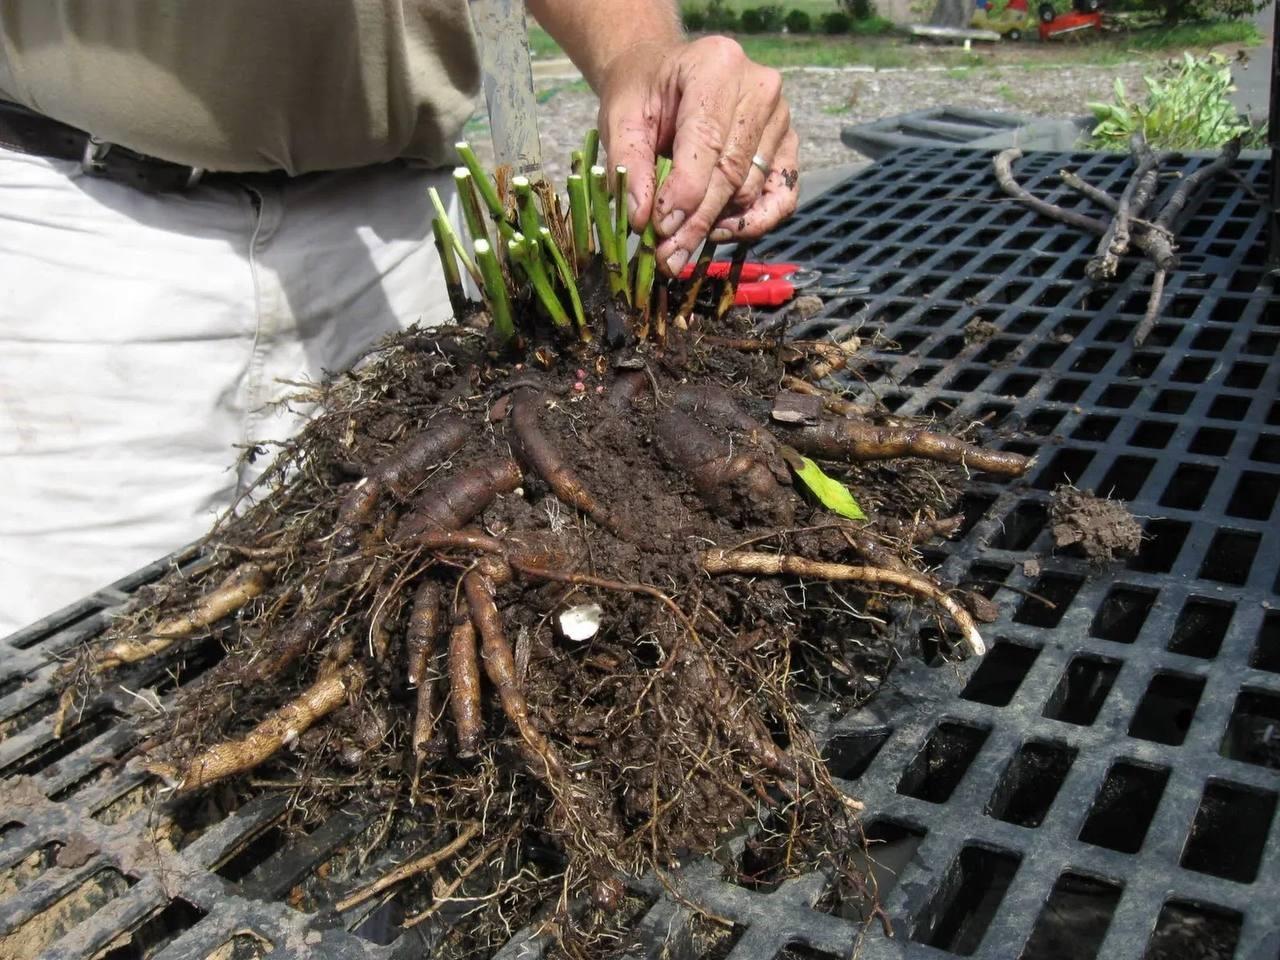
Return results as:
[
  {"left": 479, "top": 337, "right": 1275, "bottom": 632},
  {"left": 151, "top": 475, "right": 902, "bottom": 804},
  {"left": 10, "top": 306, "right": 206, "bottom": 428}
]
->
[
  {"left": 597, "top": 37, "right": 799, "bottom": 275},
  {"left": 527, "top": 2, "right": 799, "bottom": 275}
]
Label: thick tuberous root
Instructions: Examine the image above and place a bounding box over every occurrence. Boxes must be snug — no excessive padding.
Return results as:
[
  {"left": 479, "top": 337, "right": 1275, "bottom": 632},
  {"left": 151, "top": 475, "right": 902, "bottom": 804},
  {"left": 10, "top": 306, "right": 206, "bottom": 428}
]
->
[
  {"left": 784, "top": 416, "right": 1032, "bottom": 477},
  {"left": 146, "top": 663, "right": 365, "bottom": 791},
  {"left": 54, "top": 165, "right": 1034, "bottom": 952}
]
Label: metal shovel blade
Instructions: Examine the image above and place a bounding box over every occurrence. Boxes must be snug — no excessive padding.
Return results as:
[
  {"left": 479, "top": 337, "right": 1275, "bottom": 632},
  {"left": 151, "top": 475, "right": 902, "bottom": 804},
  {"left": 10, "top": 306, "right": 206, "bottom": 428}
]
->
[{"left": 468, "top": 0, "right": 544, "bottom": 180}]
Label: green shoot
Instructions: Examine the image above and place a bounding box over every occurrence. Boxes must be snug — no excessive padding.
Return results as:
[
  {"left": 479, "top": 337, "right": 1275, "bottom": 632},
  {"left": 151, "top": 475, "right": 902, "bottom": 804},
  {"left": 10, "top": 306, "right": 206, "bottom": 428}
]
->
[
  {"left": 432, "top": 218, "right": 468, "bottom": 317},
  {"left": 540, "top": 227, "right": 587, "bottom": 334},
  {"left": 570, "top": 149, "right": 586, "bottom": 177},
  {"left": 475, "top": 238, "right": 515, "bottom": 342},
  {"left": 567, "top": 173, "right": 591, "bottom": 267},
  {"left": 509, "top": 234, "right": 571, "bottom": 329},
  {"left": 589, "top": 165, "right": 628, "bottom": 301},
  {"left": 583, "top": 129, "right": 599, "bottom": 169},
  {"left": 512, "top": 176, "right": 542, "bottom": 240},
  {"left": 455, "top": 141, "right": 504, "bottom": 221},
  {"left": 614, "top": 165, "right": 629, "bottom": 290},
  {"left": 454, "top": 168, "right": 488, "bottom": 247},
  {"left": 634, "top": 156, "right": 673, "bottom": 320},
  {"left": 429, "top": 187, "right": 482, "bottom": 287}
]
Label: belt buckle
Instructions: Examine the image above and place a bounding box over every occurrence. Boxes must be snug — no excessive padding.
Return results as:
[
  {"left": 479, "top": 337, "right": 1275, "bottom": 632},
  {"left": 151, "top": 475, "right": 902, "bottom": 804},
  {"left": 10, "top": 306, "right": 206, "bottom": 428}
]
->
[
  {"left": 82, "top": 134, "right": 205, "bottom": 190},
  {"left": 81, "top": 135, "right": 112, "bottom": 174}
]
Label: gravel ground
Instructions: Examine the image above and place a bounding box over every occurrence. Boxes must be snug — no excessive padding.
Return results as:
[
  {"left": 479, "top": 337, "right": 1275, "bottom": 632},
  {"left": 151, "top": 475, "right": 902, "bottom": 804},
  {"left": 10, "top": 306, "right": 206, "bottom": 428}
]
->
[{"left": 464, "top": 60, "right": 1150, "bottom": 185}]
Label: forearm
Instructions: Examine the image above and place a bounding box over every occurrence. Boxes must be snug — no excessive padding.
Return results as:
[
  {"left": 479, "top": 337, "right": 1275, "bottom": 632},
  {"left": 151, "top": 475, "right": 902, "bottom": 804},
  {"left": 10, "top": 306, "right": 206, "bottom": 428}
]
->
[{"left": 526, "top": 0, "right": 683, "bottom": 90}]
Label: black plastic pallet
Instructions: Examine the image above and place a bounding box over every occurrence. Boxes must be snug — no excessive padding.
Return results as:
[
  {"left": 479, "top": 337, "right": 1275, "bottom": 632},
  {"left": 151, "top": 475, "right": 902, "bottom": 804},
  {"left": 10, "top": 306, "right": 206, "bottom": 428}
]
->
[{"left": 1, "top": 146, "right": 1277, "bottom": 960}]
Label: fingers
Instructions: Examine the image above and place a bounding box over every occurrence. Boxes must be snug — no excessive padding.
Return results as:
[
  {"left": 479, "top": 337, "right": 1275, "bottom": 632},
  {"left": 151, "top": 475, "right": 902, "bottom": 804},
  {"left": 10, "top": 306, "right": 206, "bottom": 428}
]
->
[
  {"left": 709, "top": 127, "right": 800, "bottom": 242},
  {"left": 653, "top": 42, "right": 784, "bottom": 274},
  {"left": 599, "top": 83, "right": 674, "bottom": 231},
  {"left": 732, "top": 102, "right": 791, "bottom": 210},
  {"left": 650, "top": 38, "right": 745, "bottom": 245}
]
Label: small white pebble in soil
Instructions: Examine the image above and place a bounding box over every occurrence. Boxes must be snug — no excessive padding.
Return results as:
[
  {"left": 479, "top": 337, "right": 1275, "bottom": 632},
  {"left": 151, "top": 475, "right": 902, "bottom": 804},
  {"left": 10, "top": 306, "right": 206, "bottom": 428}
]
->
[{"left": 558, "top": 603, "right": 603, "bottom": 641}]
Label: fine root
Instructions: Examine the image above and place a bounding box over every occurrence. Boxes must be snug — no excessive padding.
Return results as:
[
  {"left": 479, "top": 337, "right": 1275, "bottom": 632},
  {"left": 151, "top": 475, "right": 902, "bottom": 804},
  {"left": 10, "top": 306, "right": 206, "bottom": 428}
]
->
[
  {"left": 335, "top": 821, "right": 482, "bottom": 912},
  {"left": 702, "top": 550, "right": 985, "bottom": 656}
]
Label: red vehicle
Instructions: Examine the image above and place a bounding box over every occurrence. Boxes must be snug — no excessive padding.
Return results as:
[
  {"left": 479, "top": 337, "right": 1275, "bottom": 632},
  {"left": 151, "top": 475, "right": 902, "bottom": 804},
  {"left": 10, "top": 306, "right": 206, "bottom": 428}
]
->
[{"left": 1038, "top": 0, "right": 1103, "bottom": 39}]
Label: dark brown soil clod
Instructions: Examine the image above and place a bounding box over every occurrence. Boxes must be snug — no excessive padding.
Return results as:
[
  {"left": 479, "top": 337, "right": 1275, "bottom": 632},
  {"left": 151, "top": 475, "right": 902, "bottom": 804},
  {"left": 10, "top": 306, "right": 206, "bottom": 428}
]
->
[{"left": 1049, "top": 485, "right": 1143, "bottom": 563}]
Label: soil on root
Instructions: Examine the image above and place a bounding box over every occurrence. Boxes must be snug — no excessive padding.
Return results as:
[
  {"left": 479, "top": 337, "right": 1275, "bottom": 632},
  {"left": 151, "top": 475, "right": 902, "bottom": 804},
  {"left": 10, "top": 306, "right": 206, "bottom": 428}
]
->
[
  {"left": 1049, "top": 485, "right": 1143, "bottom": 563},
  {"left": 53, "top": 309, "right": 1024, "bottom": 958}
]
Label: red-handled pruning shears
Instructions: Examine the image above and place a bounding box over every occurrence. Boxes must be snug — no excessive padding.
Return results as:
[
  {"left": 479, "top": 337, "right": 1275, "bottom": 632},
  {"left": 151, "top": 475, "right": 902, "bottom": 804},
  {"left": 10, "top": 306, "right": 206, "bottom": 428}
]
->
[{"left": 677, "top": 262, "right": 870, "bottom": 307}]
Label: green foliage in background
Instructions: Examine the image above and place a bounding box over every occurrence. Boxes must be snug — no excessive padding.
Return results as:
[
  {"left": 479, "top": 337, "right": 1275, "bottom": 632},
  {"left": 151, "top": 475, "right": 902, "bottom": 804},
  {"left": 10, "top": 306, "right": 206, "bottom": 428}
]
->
[
  {"left": 680, "top": 1, "right": 889, "bottom": 34},
  {"left": 1087, "top": 52, "right": 1266, "bottom": 151},
  {"left": 741, "top": 4, "right": 787, "bottom": 31},
  {"left": 784, "top": 8, "right": 814, "bottom": 30},
  {"left": 839, "top": 0, "right": 879, "bottom": 19},
  {"left": 820, "top": 10, "right": 854, "bottom": 30}
]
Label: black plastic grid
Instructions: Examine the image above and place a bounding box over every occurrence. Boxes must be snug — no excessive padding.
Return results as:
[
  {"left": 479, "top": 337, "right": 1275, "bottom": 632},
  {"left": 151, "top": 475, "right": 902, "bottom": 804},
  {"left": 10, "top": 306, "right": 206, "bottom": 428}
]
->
[{"left": 1, "top": 147, "right": 1277, "bottom": 960}]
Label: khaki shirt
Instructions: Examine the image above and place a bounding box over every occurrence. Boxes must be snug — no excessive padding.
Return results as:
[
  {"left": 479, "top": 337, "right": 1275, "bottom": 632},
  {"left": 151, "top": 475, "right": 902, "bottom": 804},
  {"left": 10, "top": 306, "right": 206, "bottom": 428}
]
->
[{"left": 0, "top": 1, "right": 480, "bottom": 173}]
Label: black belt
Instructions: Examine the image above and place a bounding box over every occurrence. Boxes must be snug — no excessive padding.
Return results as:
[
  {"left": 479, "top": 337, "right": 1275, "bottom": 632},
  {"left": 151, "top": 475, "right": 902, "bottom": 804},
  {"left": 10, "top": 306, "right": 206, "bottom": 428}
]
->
[{"left": 0, "top": 100, "right": 210, "bottom": 193}]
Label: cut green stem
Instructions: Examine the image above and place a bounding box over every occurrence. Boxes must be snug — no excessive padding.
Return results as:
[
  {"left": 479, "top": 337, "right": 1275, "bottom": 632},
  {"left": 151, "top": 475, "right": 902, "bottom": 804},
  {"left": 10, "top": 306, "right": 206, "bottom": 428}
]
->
[
  {"left": 583, "top": 130, "right": 599, "bottom": 169},
  {"left": 676, "top": 241, "right": 717, "bottom": 324},
  {"left": 589, "top": 165, "right": 628, "bottom": 302},
  {"left": 455, "top": 142, "right": 504, "bottom": 221},
  {"left": 475, "top": 239, "right": 515, "bottom": 342},
  {"left": 429, "top": 188, "right": 482, "bottom": 288},
  {"left": 614, "top": 165, "right": 630, "bottom": 289},
  {"left": 454, "top": 168, "right": 489, "bottom": 248},
  {"left": 509, "top": 235, "right": 571, "bottom": 329},
  {"left": 571, "top": 149, "right": 586, "bottom": 178},
  {"left": 512, "top": 176, "right": 542, "bottom": 240},
  {"left": 432, "top": 218, "right": 469, "bottom": 317},
  {"left": 716, "top": 243, "right": 752, "bottom": 320},
  {"left": 634, "top": 156, "right": 673, "bottom": 321},
  {"left": 567, "top": 174, "right": 591, "bottom": 267},
  {"left": 455, "top": 141, "right": 515, "bottom": 242},
  {"left": 540, "top": 227, "right": 587, "bottom": 334}
]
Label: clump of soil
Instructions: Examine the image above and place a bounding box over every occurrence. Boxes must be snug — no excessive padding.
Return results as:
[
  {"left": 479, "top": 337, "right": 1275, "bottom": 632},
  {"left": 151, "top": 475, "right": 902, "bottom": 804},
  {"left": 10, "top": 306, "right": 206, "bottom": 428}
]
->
[
  {"left": 52, "top": 299, "right": 1030, "bottom": 957},
  {"left": 964, "top": 318, "right": 999, "bottom": 344},
  {"left": 1049, "top": 485, "right": 1143, "bottom": 562}
]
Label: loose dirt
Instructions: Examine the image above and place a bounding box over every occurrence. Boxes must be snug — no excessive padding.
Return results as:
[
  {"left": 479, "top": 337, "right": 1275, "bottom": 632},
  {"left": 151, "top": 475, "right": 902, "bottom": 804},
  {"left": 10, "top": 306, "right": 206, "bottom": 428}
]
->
[{"left": 1049, "top": 485, "right": 1143, "bottom": 562}]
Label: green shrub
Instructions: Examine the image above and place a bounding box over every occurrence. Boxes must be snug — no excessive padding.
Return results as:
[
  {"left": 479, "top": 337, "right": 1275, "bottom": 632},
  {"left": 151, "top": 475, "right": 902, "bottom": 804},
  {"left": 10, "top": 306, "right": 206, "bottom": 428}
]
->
[
  {"left": 682, "top": 4, "right": 708, "bottom": 30},
  {"left": 704, "top": 0, "right": 740, "bottom": 29},
  {"left": 784, "top": 8, "right": 813, "bottom": 31},
  {"left": 820, "top": 10, "right": 854, "bottom": 32},
  {"left": 759, "top": 4, "right": 787, "bottom": 28},
  {"left": 842, "top": 0, "right": 878, "bottom": 19},
  {"left": 1155, "top": 0, "right": 1267, "bottom": 23},
  {"left": 741, "top": 5, "right": 786, "bottom": 31},
  {"left": 849, "top": 13, "right": 895, "bottom": 33},
  {"left": 1087, "top": 52, "right": 1265, "bottom": 150}
]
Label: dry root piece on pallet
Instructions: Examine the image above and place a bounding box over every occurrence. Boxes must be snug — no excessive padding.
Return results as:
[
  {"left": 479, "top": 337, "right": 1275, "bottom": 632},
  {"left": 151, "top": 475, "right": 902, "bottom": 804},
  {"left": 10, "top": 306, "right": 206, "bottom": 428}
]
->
[
  {"left": 52, "top": 135, "right": 1038, "bottom": 957},
  {"left": 995, "top": 137, "right": 1242, "bottom": 347},
  {"left": 146, "top": 663, "right": 365, "bottom": 791}
]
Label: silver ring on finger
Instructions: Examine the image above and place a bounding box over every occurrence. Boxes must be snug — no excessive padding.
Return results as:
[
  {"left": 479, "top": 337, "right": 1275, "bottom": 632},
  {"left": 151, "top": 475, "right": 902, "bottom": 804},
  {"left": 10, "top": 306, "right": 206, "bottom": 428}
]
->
[{"left": 751, "top": 153, "right": 771, "bottom": 176}]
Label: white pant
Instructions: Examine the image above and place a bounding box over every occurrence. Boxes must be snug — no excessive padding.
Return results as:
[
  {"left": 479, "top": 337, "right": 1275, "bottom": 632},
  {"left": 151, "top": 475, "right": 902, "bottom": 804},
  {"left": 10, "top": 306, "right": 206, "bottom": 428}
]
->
[{"left": 0, "top": 147, "right": 457, "bottom": 634}]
